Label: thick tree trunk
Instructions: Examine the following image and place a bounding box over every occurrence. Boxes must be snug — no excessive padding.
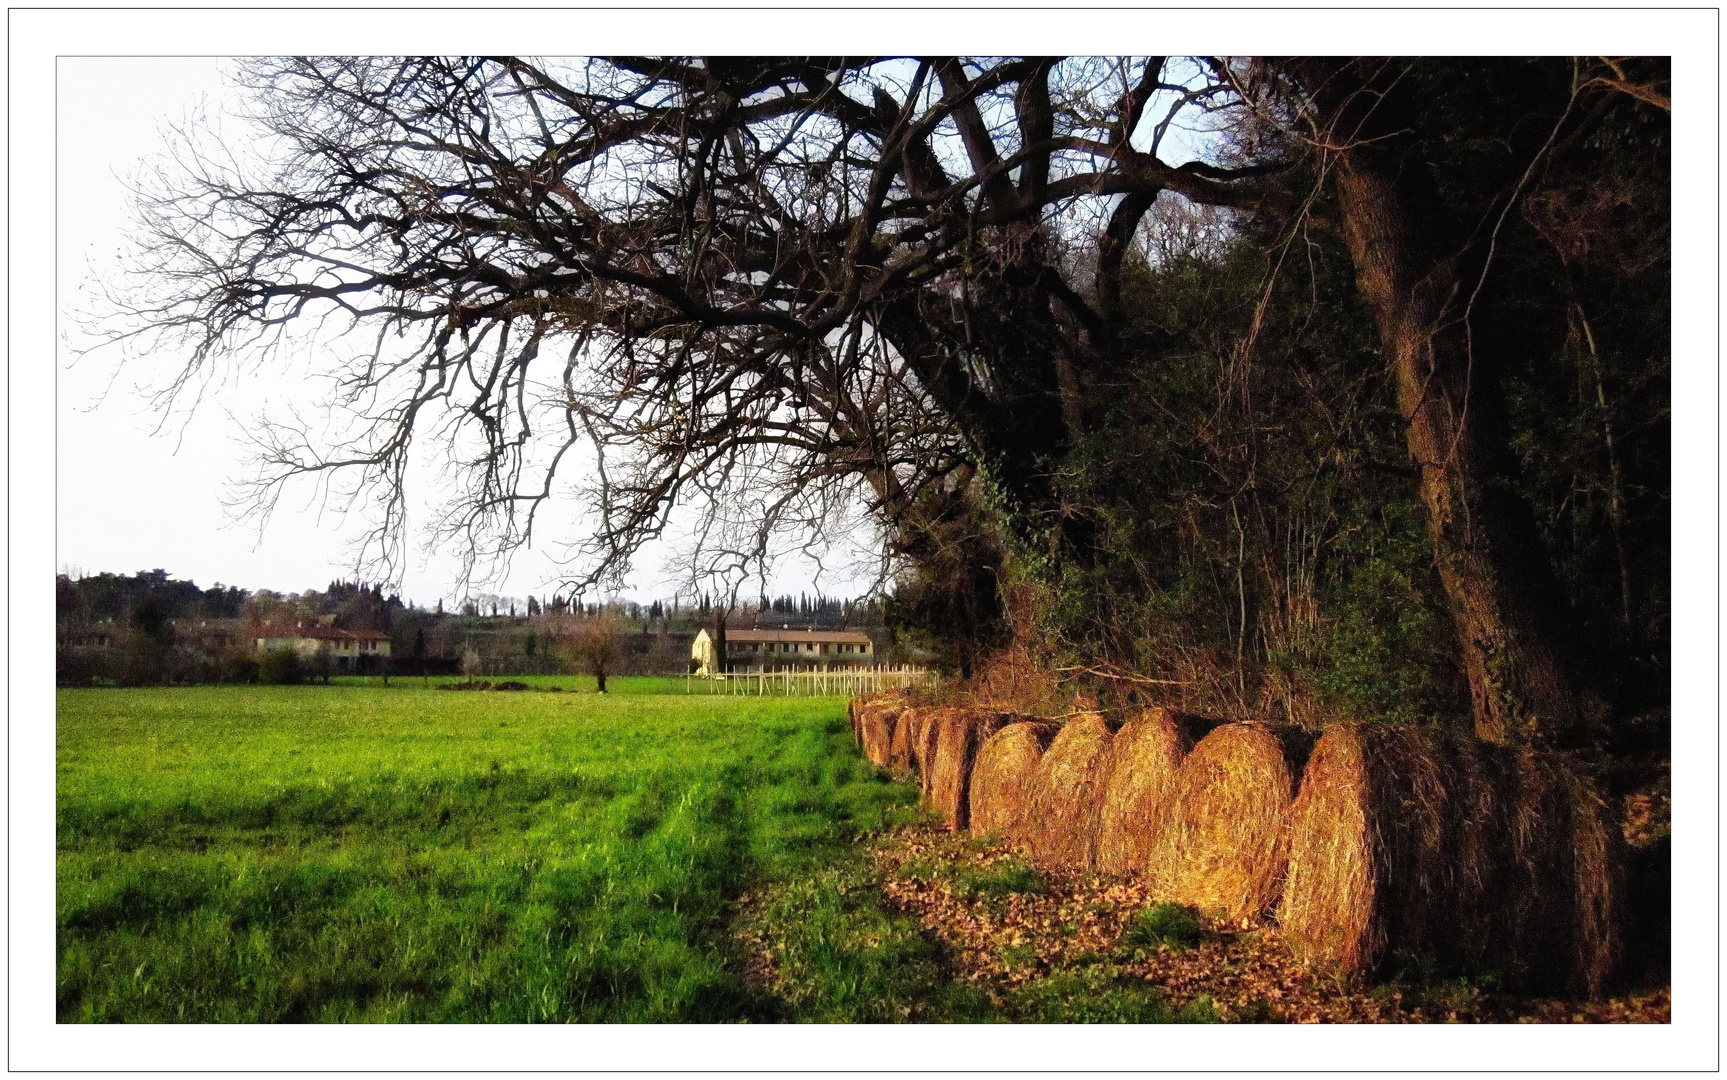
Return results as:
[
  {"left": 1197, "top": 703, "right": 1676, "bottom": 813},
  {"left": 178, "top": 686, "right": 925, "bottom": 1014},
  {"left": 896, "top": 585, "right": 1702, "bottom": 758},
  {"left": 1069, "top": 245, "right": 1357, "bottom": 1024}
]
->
[
  {"left": 873, "top": 267, "right": 1094, "bottom": 563},
  {"left": 1304, "top": 61, "right": 1593, "bottom": 746},
  {"left": 710, "top": 609, "right": 728, "bottom": 677}
]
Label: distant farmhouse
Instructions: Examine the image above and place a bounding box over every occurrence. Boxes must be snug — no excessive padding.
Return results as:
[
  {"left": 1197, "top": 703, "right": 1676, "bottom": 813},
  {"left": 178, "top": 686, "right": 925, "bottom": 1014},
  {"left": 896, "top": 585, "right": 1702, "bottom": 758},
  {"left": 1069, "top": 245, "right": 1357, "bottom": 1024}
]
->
[
  {"left": 691, "top": 627, "right": 873, "bottom": 676},
  {"left": 254, "top": 624, "right": 392, "bottom": 672}
]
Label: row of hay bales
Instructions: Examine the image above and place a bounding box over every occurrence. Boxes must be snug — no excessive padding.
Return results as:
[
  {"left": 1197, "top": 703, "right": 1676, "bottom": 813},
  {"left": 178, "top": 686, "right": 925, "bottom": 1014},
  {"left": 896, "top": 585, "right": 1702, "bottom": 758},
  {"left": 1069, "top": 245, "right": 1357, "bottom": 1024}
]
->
[{"left": 849, "top": 696, "right": 1620, "bottom": 997}]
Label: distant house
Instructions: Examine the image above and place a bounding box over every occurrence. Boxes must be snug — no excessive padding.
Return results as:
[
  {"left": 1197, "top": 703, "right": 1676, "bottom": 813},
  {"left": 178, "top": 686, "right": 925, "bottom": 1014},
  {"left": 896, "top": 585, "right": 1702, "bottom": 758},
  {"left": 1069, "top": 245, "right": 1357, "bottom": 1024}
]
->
[
  {"left": 177, "top": 618, "right": 246, "bottom": 653},
  {"left": 691, "top": 627, "right": 873, "bottom": 676},
  {"left": 254, "top": 624, "right": 392, "bottom": 672}
]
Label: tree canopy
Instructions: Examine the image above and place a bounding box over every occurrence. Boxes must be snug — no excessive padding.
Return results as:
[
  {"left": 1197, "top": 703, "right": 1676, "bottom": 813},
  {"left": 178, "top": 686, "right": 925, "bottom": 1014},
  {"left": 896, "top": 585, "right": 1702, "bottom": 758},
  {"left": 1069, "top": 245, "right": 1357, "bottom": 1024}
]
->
[{"left": 96, "top": 56, "right": 1669, "bottom": 746}]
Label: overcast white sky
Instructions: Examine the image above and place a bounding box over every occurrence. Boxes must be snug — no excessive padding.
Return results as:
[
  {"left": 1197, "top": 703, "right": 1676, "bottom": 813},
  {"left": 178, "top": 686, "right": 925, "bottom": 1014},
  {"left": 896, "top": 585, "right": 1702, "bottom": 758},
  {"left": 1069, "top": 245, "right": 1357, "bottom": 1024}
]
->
[{"left": 55, "top": 56, "right": 881, "bottom": 607}]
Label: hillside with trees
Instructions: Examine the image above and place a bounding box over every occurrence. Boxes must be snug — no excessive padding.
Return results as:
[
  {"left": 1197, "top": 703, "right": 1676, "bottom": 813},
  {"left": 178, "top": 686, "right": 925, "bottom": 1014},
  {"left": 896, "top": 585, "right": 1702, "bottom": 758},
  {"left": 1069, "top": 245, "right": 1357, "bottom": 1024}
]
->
[{"left": 56, "top": 570, "right": 894, "bottom": 684}]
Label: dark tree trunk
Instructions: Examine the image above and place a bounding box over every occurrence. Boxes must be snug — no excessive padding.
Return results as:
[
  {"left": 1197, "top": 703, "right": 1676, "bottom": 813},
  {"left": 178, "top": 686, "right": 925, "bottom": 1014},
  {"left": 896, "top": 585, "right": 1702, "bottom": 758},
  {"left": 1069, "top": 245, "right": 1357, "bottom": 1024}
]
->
[
  {"left": 1297, "top": 60, "right": 1595, "bottom": 746},
  {"left": 711, "top": 609, "right": 728, "bottom": 677},
  {"left": 873, "top": 260, "right": 1098, "bottom": 563}
]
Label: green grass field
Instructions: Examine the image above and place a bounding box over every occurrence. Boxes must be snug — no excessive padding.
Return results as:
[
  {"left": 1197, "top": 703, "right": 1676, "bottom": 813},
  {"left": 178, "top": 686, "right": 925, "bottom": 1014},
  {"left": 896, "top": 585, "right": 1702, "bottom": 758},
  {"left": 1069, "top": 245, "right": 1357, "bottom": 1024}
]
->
[
  {"left": 57, "top": 683, "right": 989, "bottom": 1022},
  {"left": 325, "top": 674, "right": 696, "bottom": 693}
]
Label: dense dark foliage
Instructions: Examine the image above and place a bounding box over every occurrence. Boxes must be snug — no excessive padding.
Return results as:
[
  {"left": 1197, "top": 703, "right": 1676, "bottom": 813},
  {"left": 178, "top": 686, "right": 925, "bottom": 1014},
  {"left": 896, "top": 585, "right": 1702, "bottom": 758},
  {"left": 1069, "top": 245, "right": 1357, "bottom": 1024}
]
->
[
  {"left": 56, "top": 569, "right": 246, "bottom": 624},
  {"left": 942, "top": 59, "right": 1669, "bottom": 743}
]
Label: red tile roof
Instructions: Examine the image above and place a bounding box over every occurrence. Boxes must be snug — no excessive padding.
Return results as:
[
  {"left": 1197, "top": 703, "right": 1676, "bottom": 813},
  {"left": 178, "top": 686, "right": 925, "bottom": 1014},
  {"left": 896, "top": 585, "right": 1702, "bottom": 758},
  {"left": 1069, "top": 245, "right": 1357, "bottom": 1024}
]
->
[
  {"left": 722, "top": 628, "right": 871, "bottom": 644},
  {"left": 255, "top": 625, "right": 391, "bottom": 642}
]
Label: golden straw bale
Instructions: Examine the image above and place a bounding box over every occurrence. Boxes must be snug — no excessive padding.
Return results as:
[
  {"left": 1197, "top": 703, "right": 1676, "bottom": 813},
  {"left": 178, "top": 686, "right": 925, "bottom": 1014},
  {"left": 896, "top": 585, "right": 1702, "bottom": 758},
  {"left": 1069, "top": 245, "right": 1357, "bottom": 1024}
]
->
[
  {"left": 1564, "top": 764, "right": 1621, "bottom": 998},
  {"left": 1023, "top": 713, "right": 1119, "bottom": 870},
  {"left": 928, "top": 711, "right": 1011, "bottom": 829},
  {"left": 1277, "top": 723, "right": 1620, "bottom": 996},
  {"left": 1094, "top": 708, "right": 1215, "bottom": 876},
  {"left": 969, "top": 721, "right": 1060, "bottom": 841},
  {"left": 1146, "top": 722, "right": 1309, "bottom": 922},
  {"left": 1274, "top": 723, "right": 1381, "bottom": 976},
  {"left": 911, "top": 708, "right": 946, "bottom": 793},
  {"left": 851, "top": 694, "right": 901, "bottom": 753},
  {"left": 859, "top": 705, "right": 899, "bottom": 769},
  {"left": 885, "top": 708, "right": 913, "bottom": 774}
]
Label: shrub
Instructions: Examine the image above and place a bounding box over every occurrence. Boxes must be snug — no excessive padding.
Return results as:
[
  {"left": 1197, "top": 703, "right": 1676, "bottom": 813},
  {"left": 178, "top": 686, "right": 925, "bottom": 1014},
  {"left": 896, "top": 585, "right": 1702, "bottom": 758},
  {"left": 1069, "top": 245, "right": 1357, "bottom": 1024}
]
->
[
  {"left": 949, "top": 860, "right": 1045, "bottom": 899},
  {"left": 220, "top": 652, "right": 260, "bottom": 684},
  {"left": 257, "top": 648, "right": 303, "bottom": 685},
  {"left": 1012, "top": 970, "right": 1218, "bottom": 1023},
  {"left": 1124, "top": 902, "right": 1204, "bottom": 951}
]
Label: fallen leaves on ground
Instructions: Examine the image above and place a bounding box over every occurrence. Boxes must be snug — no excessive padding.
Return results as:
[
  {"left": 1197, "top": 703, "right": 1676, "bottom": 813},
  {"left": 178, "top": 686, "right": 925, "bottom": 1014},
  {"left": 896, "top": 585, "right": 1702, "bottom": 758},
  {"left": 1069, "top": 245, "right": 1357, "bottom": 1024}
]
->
[{"left": 869, "top": 825, "right": 1670, "bottom": 1024}]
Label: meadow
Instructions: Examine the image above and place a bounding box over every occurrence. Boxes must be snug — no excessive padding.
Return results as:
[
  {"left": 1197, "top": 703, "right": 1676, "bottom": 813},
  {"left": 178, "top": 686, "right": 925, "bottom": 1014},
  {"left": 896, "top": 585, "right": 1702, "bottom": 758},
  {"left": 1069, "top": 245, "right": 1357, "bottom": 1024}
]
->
[{"left": 57, "top": 682, "right": 986, "bottom": 1022}]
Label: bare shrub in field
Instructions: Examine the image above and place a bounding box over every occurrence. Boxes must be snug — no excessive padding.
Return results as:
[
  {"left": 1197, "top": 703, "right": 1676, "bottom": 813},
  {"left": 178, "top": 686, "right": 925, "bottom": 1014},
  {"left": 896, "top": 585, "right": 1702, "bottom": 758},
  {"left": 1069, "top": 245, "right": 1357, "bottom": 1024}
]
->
[{"left": 561, "top": 616, "right": 623, "bottom": 692}]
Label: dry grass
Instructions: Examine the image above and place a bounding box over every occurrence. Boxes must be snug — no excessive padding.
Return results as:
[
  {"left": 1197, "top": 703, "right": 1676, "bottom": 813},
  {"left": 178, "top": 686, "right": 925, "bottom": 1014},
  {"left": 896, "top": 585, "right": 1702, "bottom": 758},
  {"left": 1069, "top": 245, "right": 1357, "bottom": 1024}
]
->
[
  {"left": 960, "top": 644, "right": 1070, "bottom": 717},
  {"left": 1277, "top": 723, "right": 1620, "bottom": 997},
  {"left": 1146, "top": 722, "right": 1309, "bottom": 922},
  {"left": 1094, "top": 708, "right": 1215, "bottom": 876},
  {"left": 1503, "top": 748, "right": 1621, "bottom": 997},
  {"left": 1022, "top": 713, "right": 1118, "bottom": 870},
  {"left": 1275, "top": 722, "right": 1379, "bottom": 976},
  {"left": 969, "top": 721, "right": 1060, "bottom": 842}
]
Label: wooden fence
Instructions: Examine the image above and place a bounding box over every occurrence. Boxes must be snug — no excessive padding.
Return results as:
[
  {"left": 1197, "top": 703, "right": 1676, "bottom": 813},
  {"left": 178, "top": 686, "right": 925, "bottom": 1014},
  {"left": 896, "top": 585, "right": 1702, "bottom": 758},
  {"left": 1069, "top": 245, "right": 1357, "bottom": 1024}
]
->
[{"left": 684, "top": 666, "right": 936, "bottom": 697}]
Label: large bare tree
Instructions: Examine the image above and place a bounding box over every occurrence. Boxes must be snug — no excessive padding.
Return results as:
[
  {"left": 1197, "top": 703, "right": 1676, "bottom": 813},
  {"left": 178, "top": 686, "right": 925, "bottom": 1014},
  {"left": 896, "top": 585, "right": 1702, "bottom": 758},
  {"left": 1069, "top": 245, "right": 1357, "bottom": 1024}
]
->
[
  {"left": 94, "top": 55, "right": 1661, "bottom": 744},
  {"left": 99, "top": 57, "right": 1264, "bottom": 585}
]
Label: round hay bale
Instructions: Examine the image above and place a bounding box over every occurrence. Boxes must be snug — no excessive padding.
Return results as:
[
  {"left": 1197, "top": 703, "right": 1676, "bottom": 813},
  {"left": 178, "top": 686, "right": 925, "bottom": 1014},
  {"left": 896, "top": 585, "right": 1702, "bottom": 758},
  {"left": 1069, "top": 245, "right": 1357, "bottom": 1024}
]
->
[
  {"left": 1279, "top": 723, "right": 1515, "bottom": 981},
  {"left": 1022, "top": 713, "right": 1118, "bottom": 870},
  {"left": 859, "top": 705, "right": 899, "bottom": 769},
  {"left": 1094, "top": 708, "right": 1211, "bottom": 876},
  {"left": 913, "top": 708, "right": 946, "bottom": 793},
  {"left": 1276, "top": 723, "right": 1619, "bottom": 996},
  {"left": 928, "top": 711, "right": 1010, "bottom": 830},
  {"left": 1501, "top": 748, "right": 1622, "bottom": 997},
  {"left": 969, "top": 720, "right": 1059, "bottom": 842},
  {"left": 1146, "top": 722, "right": 1306, "bottom": 922},
  {"left": 887, "top": 708, "right": 923, "bottom": 777},
  {"left": 1275, "top": 723, "right": 1381, "bottom": 977}
]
